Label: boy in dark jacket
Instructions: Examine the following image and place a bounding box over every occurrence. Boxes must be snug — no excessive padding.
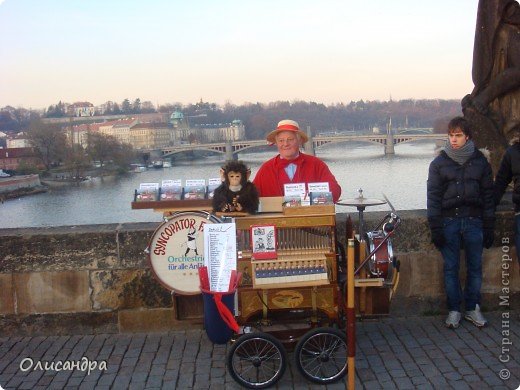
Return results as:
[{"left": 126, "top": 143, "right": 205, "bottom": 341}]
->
[
  {"left": 494, "top": 139, "right": 520, "bottom": 268},
  {"left": 427, "top": 117, "right": 494, "bottom": 329}
]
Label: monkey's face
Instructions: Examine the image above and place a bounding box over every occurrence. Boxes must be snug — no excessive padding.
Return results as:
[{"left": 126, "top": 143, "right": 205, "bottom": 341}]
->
[{"left": 228, "top": 171, "right": 242, "bottom": 187}]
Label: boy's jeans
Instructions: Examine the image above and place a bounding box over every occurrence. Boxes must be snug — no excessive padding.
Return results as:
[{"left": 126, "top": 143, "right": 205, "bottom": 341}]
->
[{"left": 440, "top": 217, "right": 483, "bottom": 312}]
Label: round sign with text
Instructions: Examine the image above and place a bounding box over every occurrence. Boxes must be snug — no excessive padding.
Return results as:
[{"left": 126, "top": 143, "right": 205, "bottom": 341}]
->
[{"left": 148, "top": 211, "right": 219, "bottom": 294}]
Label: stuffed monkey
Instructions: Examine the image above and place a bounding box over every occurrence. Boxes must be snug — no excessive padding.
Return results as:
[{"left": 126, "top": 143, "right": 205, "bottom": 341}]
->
[{"left": 212, "top": 160, "right": 259, "bottom": 214}]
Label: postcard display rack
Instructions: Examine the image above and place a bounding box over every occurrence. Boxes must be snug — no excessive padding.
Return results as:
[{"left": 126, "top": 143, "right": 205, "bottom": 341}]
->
[
  {"left": 132, "top": 179, "right": 221, "bottom": 215},
  {"left": 234, "top": 205, "right": 339, "bottom": 325}
]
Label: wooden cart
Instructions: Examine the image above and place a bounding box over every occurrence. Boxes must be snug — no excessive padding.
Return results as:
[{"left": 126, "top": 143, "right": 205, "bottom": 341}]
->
[
  {"left": 133, "top": 198, "right": 400, "bottom": 389},
  {"left": 226, "top": 205, "right": 348, "bottom": 388}
]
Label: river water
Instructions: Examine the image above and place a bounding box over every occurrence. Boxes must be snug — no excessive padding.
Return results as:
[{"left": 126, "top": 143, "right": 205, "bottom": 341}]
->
[{"left": 0, "top": 141, "right": 438, "bottom": 229}]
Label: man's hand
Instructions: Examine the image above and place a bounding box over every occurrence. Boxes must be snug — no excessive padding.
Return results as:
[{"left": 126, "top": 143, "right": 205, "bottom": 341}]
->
[
  {"left": 428, "top": 217, "right": 445, "bottom": 250},
  {"left": 483, "top": 217, "right": 495, "bottom": 249},
  {"left": 431, "top": 228, "right": 445, "bottom": 250},
  {"left": 483, "top": 229, "right": 494, "bottom": 248}
]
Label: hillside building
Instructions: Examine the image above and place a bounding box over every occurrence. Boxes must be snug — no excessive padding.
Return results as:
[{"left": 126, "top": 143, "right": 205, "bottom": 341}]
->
[
  {"left": 67, "top": 102, "right": 96, "bottom": 117},
  {"left": 130, "top": 122, "right": 172, "bottom": 149},
  {"left": 7, "top": 133, "right": 31, "bottom": 148},
  {"left": 0, "top": 147, "right": 43, "bottom": 171},
  {"left": 98, "top": 118, "right": 139, "bottom": 145},
  {"left": 169, "top": 111, "right": 245, "bottom": 144}
]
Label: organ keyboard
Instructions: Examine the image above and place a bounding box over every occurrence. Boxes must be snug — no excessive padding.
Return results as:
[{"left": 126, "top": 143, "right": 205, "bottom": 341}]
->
[
  {"left": 252, "top": 251, "right": 329, "bottom": 288},
  {"left": 234, "top": 210, "right": 337, "bottom": 290}
]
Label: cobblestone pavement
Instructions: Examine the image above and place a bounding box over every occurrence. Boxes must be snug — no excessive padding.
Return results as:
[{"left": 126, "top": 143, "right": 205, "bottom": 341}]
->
[{"left": 0, "top": 311, "right": 519, "bottom": 389}]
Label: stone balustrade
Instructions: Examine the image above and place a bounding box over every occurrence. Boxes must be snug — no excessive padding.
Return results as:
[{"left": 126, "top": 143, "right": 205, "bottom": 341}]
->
[{"left": 0, "top": 210, "right": 518, "bottom": 336}]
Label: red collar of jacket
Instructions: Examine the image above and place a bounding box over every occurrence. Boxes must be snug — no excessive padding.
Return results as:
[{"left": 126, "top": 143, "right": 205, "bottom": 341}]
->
[{"left": 275, "top": 153, "right": 304, "bottom": 169}]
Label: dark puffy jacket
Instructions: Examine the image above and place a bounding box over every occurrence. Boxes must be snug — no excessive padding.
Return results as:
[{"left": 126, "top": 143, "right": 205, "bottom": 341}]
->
[
  {"left": 494, "top": 143, "right": 520, "bottom": 211},
  {"left": 427, "top": 149, "right": 494, "bottom": 227}
]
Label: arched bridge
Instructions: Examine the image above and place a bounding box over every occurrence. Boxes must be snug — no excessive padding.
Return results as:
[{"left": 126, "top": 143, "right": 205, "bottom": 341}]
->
[
  {"left": 160, "top": 140, "right": 267, "bottom": 158},
  {"left": 312, "top": 133, "right": 446, "bottom": 154},
  {"left": 159, "top": 133, "right": 447, "bottom": 158},
  {"left": 397, "top": 127, "right": 434, "bottom": 134}
]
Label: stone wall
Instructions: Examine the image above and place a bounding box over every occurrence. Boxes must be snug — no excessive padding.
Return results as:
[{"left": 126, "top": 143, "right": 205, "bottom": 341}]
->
[
  {"left": 0, "top": 210, "right": 518, "bottom": 336},
  {"left": 0, "top": 175, "right": 41, "bottom": 193}
]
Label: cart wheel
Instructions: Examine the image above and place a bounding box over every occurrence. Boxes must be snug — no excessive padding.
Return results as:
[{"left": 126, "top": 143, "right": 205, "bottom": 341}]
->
[
  {"left": 227, "top": 332, "right": 287, "bottom": 389},
  {"left": 294, "top": 327, "right": 347, "bottom": 384}
]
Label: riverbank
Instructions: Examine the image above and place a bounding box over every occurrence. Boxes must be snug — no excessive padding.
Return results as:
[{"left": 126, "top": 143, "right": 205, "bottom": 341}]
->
[
  {"left": 0, "top": 186, "right": 47, "bottom": 201},
  {"left": 0, "top": 175, "right": 46, "bottom": 201},
  {"left": 0, "top": 169, "right": 111, "bottom": 198},
  {"left": 35, "top": 163, "right": 129, "bottom": 188},
  {"left": 40, "top": 177, "right": 91, "bottom": 187}
]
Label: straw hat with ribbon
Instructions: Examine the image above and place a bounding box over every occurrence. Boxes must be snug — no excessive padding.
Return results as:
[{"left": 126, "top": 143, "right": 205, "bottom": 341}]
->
[{"left": 266, "top": 119, "right": 309, "bottom": 144}]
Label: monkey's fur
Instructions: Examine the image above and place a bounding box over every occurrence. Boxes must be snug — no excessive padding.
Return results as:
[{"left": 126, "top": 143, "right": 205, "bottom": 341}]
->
[{"left": 212, "top": 160, "right": 259, "bottom": 214}]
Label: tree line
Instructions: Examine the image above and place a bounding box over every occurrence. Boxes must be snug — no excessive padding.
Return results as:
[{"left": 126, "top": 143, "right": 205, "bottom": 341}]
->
[
  {"left": 158, "top": 99, "right": 462, "bottom": 139},
  {"left": 20, "top": 120, "right": 136, "bottom": 178},
  {"left": 43, "top": 98, "right": 157, "bottom": 118},
  {"left": 0, "top": 98, "right": 462, "bottom": 138},
  {"left": 204, "top": 99, "right": 461, "bottom": 139}
]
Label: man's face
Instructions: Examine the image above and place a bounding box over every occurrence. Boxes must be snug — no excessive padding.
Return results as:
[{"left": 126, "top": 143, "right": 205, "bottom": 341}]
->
[
  {"left": 448, "top": 128, "right": 469, "bottom": 149},
  {"left": 275, "top": 131, "right": 300, "bottom": 160},
  {"left": 228, "top": 171, "right": 242, "bottom": 187}
]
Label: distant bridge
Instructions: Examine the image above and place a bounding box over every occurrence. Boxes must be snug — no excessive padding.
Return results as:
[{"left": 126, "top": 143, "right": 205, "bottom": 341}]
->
[
  {"left": 312, "top": 133, "right": 446, "bottom": 154},
  {"left": 159, "top": 132, "right": 447, "bottom": 159},
  {"left": 396, "top": 127, "right": 434, "bottom": 134}
]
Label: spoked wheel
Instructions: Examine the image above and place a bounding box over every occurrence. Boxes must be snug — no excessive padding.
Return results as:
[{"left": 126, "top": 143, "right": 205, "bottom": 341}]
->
[
  {"left": 227, "top": 332, "right": 287, "bottom": 389},
  {"left": 294, "top": 327, "right": 347, "bottom": 384}
]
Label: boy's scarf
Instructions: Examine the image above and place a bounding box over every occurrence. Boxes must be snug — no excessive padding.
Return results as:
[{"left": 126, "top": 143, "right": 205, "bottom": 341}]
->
[{"left": 444, "top": 140, "right": 475, "bottom": 165}]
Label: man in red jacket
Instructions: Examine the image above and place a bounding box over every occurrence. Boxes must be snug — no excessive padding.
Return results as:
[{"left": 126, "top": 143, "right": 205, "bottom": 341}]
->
[{"left": 253, "top": 119, "right": 341, "bottom": 202}]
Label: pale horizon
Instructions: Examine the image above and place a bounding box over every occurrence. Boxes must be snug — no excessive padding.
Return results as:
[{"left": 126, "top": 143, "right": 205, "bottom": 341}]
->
[{"left": 0, "top": 0, "right": 478, "bottom": 110}]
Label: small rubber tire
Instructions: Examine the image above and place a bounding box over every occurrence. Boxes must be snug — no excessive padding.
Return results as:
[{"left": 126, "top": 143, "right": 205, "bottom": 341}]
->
[
  {"left": 294, "top": 327, "right": 347, "bottom": 384},
  {"left": 227, "top": 332, "right": 287, "bottom": 389}
]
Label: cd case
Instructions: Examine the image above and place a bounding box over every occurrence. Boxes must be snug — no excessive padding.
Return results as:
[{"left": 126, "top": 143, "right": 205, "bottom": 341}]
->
[
  {"left": 183, "top": 185, "right": 207, "bottom": 200},
  {"left": 134, "top": 188, "right": 159, "bottom": 202},
  {"left": 310, "top": 191, "right": 333, "bottom": 205},
  {"left": 160, "top": 186, "right": 183, "bottom": 200}
]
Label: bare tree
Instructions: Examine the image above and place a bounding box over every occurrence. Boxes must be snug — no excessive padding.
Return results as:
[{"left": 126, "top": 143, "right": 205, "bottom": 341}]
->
[
  {"left": 26, "top": 119, "right": 67, "bottom": 170},
  {"left": 86, "top": 133, "right": 136, "bottom": 172},
  {"left": 86, "top": 133, "right": 118, "bottom": 169},
  {"left": 132, "top": 98, "right": 141, "bottom": 113},
  {"left": 63, "top": 145, "right": 90, "bottom": 179},
  {"left": 112, "top": 142, "right": 137, "bottom": 171},
  {"left": 121, "top": 99, "right": 132, "bottom": 114},
  {"left": 141, "top": 101, "right": 156, "bottom": 113}
]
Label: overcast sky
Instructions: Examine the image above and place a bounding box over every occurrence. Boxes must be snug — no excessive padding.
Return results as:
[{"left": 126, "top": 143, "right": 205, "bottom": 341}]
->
[{"left": 0, "top": 0, "right": 479, "bottom": 109}]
